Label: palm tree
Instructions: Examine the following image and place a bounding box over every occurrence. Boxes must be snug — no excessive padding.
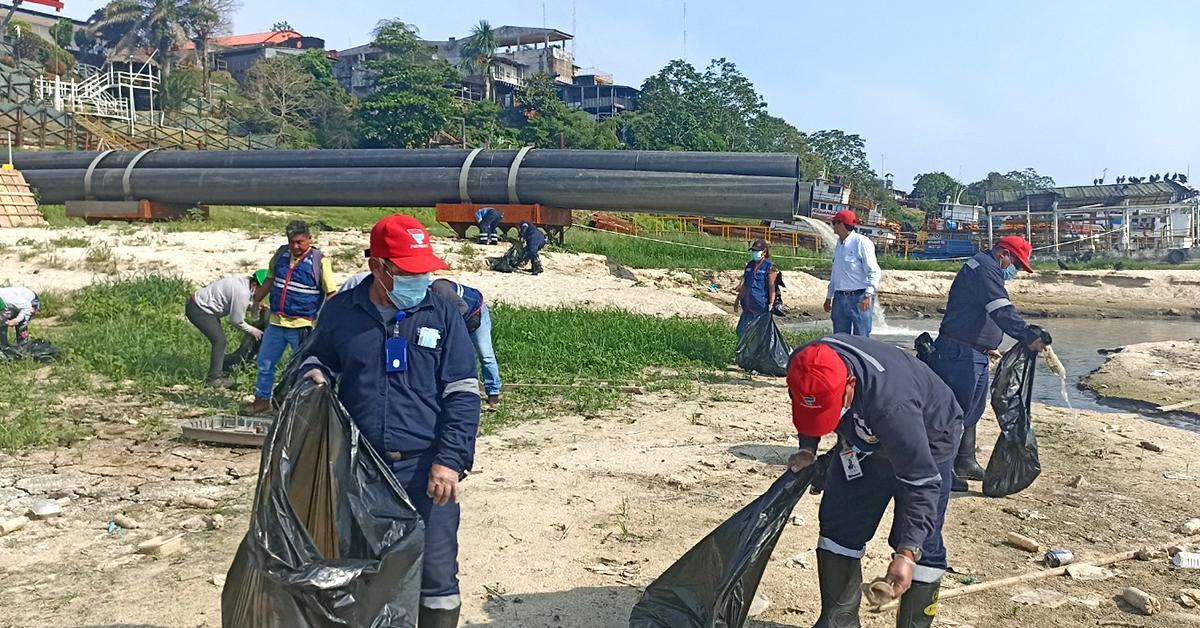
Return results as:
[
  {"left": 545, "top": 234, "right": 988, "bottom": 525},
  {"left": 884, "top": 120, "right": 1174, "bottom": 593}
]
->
[
  {"left": 90, "top": 0, "right": 220, "bottom": 77},
  {"left": 459, "top": 20, "right": 497, "bottom": 102}
]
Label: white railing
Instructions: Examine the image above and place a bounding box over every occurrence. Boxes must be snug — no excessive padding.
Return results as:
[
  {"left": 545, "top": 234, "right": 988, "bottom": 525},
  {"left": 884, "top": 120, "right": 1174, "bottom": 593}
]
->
[{"left": 35, "top": 64, "right": 159, "bottom": 122}]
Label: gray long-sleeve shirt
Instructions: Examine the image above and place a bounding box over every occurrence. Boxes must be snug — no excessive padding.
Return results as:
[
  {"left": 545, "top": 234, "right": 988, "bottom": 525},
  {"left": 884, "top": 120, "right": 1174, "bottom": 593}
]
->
[{"left": 192, "top": 276, "right": 256, "bottom": 334}]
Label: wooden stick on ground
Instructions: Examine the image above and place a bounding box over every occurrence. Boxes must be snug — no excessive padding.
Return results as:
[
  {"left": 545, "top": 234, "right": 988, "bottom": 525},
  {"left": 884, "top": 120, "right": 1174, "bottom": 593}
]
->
[{"left": 871, "top": 534, "right": 1199, "bottom": 612}]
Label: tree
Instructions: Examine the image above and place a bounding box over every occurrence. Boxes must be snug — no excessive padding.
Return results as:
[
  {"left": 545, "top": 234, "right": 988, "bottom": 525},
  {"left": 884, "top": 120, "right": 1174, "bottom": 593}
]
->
[
  {"left": 459, "top": 20, "right": 497, "bottom": 103},
  {"left": 271, "top": 20, "right": 293, "bottom": 32},
  {"left": 91, "top": 0, "right": 236, "bottom": 77},
  {"left": 808, "top": 130, "right": 875, "bottom": 188},
  {"left": 748, "top": 114, "right": 823, "bottom": 178},
  {"left": 911, "top": 172, "right": 963, "bottom": 217},
  {"left": 703, "top": 58, "right": 765, "bottom": 152},
  {"left": 244, "top": 55, "right": 316, "bottom": 147},
  {"left": 507, "top": 74, "right": 620, "bottom": 149},
  {"left": 181, "top": 0, "right": 239, "bottom": 98},
  {"left": 357, "top": 19, "right": 460, "bottom": 148},
  {"left": 1004, "top": 167, "right": 1055, "bottom": 190},
  {"left": 458, "top": 100, "right": 520, "bottom": 148},
  {"left": 50, "top": 18, "right": 73, "bottom": 49},
  {"left": 294, "top": 49, "right": 358, "bottom": 148},
  {"left": 633, "top": 60, "right": 725, "bottom": 151}
]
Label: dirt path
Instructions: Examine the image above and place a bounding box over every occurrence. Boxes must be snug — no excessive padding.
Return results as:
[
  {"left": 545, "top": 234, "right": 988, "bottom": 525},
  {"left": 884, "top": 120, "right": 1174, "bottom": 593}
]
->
[{"left": 4, "top": 373, "right": 1200, "bottom": 627}]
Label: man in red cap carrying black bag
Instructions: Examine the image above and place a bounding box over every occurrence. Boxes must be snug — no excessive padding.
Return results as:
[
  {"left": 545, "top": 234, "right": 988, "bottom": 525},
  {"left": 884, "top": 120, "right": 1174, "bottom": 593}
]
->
[
  {"left": 925, "top": 235, "right": 1051, "bottom": 493},
  {"left": 299, "top": 215, "right": 481, "bottom": 627},
  {"left": 787, "top": 334, "right": 963, "bottom": 628}
]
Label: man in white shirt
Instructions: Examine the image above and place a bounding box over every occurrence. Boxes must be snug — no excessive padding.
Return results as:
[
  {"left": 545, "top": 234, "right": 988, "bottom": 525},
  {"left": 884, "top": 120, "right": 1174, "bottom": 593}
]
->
[{"left": 823, "top": 210, "right": 881, "bottom": 337}]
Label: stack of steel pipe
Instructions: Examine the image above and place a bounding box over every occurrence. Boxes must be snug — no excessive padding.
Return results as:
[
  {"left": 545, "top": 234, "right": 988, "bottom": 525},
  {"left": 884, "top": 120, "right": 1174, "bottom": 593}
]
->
[{"left": 14, "top": 149, "right": 808, "bottom": 220}]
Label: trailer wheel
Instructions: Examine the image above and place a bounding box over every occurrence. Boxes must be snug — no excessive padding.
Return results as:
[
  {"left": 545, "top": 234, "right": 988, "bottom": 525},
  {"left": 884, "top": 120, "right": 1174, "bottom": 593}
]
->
[{"left": 1167, "top": 249, "right": 1187, "bottom": 265}]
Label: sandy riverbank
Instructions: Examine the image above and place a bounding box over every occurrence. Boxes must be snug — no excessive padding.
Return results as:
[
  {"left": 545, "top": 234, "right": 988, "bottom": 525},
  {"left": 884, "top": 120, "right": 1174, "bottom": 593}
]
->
[{"left": 1080, "top": 338, "right": 1200, "bottom": 419}]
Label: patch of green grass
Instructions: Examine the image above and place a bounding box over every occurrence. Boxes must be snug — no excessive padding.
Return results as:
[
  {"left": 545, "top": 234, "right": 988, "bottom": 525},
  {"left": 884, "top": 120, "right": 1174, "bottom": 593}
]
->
[
  {"left": 49, "top": 235, "right": 89, "bottom": 248},
  {"left": 561, "top": 227, "right": 828, "bottom": 271},
  {"left": 38, "top": 204, "right": 84, "bottom": 227},
  {"left": 0, "top": 360, "right": 92, "bottom": 450},
  {"left": 149, "top": 205, "right": 456, "bottom": 238},
  {"left": 83, "top": 244, "right": 118, "bottom": 273}
]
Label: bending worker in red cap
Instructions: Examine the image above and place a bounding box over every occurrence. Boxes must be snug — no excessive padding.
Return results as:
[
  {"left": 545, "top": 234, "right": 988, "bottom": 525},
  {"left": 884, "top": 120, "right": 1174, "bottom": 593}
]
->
[
  {"left": 300, "top": 215, "right": 480, "bottom": 627},
  {"left": 787, "top": 334, "right": 963, "bottom": 628},
  {"left": 925, "top": 235, "right": 1051, "bottom": 493}
]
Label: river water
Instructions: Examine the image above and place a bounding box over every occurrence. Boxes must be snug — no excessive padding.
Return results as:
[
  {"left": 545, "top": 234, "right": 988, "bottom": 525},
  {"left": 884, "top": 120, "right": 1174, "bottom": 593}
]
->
[{"left": 782, "top": 315, "right": 1198, "bottom": 415}]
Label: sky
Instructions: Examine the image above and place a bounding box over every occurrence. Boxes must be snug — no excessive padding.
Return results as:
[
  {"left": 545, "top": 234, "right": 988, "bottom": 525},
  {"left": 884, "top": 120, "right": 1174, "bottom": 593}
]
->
[{"left": 58, "top": 0, "right": 1200, "bottom": 190}]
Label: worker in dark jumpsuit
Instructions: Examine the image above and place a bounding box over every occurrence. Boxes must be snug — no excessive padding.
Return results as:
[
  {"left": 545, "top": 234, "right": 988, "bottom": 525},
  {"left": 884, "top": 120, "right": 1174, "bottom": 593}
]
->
[
  {"left": 787, "top": 334, "right": 963, "bottom": 628},
  {"left": 474, "top": 206, "right": 503, "bottom": 245},
  {"left": 301, "top": 215, "right": 480, "bottom": 628},
  {"left": 516, "top": 221, "right": 546, "bottom": 275},
  {"left": 925, "top": 236, "right": 1051, "bottom": 492}
]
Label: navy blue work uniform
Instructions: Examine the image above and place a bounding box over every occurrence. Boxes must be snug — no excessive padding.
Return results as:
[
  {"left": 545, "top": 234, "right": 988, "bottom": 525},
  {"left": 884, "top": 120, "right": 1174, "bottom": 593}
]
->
[
  {"left": 304, "top": 277, "right": 481, "bottom": 611},
  {"left": 736, "top": 258, "right": 774, "bottom": 337},
  {"left": 928, "top": 252, "right": 1041, "bottom": 429},
  {"left": 798, "top": 334, "right": 963, "bottom": 583},
  {"left": 518, "top": 223, "right": 546, "bottom": 264},
  {"left": 475, "top": 207, "right": 503, "bottom": 243}
]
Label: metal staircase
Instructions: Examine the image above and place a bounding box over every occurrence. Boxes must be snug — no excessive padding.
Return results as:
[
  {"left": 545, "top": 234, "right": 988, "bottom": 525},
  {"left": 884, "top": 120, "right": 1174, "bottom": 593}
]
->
[{"left": 35, "top": 65, "right": 157, "bottom": 121}]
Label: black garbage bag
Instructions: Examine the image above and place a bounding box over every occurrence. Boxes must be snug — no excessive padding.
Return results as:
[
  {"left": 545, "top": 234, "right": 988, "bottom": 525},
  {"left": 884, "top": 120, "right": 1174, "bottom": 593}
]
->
[
  {"left": 630, "top": 465, "right": 821, "bottom": 628},
  {"left": 222, "top": 381, "right": 424, "bottom": 628},
  {"left": 735, "top": 313, "right": 791, "bottom": 377},
  {"left": 491, "top": 240, "right": 527, "bottom": 273},
  {"left": 983, "top": 343, "right": 1041, "bottom": 498},
  {"left": 0, "top": 339, "right": 61, "bottom": 362},
  {"left": 223, "top": 308, "right": 270, "bottom": 373}
]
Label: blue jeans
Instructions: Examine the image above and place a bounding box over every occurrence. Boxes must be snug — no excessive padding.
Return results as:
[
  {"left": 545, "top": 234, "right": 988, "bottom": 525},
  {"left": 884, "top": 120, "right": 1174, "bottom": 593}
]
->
[
  {"left": 255, "top": 324, "right": 302, "bottom": 400},
  {"left": 928, "top": 337, "right": 990, "bottom": 428},
  {"left": 832, "top": 290, "right": 873, "bottom": 337},
  {"left": 472, "top": 305, "right": 501, "bottom": 396},
  {"left": 391, "top": 453, "right": 461, "bottom": 610},
  {"left": 818, "top": 451, "right": 955, "bottom": 583}
]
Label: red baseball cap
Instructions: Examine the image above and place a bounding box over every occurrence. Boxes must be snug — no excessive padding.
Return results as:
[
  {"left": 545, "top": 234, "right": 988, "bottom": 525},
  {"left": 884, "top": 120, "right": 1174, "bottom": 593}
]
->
[
  {"left": 830, "top": 209, "right": 857, "bottom": 226},
  {"left": 787, "top": 343, "right": 849, "bottom": 437},
  {"left": 365, "top": 214, "right": 449, "bottom": 274},
  {"left": 996, "top": 235, "right": 1034, "bottom": 273}
]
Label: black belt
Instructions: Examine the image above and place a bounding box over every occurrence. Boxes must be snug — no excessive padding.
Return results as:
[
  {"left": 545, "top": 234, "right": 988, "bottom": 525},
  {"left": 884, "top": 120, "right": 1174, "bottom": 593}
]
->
[
  {"left": 384, "top": 449, "right": 430, "bottom": 461},
  {"left": 835, "top": 289, "right": 867, "bottom": 295},
  {"left": 942, "top": 335, "right": 994, "bottom": 355}
]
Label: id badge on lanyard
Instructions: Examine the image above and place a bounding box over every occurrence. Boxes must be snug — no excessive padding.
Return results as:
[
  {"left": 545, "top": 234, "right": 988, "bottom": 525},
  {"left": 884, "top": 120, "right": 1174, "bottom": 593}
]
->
[
  {"left": 385, "top": 311, "right": 408, "bottom": 373},
  {"left": 839, "top": 446, "right": 864, "bottom": 481}
]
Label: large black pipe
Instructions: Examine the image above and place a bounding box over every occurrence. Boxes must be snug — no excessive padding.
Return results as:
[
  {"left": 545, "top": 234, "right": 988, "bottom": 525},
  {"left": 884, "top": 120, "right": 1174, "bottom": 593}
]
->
[
  {"left": 13, "top": 149, "right": 800, "bottom": 179},
  {"left": 25, "top": 167, "right": 802, "bottom": 220}
]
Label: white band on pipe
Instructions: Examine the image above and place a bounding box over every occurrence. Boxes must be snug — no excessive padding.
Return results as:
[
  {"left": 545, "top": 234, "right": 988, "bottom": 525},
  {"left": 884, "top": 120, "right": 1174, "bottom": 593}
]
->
[
  {"left": 458, "top": 147, "right": 484, "bottom": 204},
  {"left": 508, "top": 146, "right": 533, "bottom": 204},
  {"left": 83, "top": 149, "right": 116, "bottom": 200},
  {"left": 123, "top": 148, "right": 159, "bottom": 200}
]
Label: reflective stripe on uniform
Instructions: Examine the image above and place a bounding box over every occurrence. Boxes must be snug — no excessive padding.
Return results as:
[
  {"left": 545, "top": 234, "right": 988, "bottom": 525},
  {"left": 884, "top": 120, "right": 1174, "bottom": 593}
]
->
[
  {"left": 421, "top": 594, "right": 461, "bottom": 610},
  {"left": 984, "top": 298, "right": 1012, "bottom": 313},
  {"left": 965, "top": 258, "right": 980, "bottom": 269},
  {"left": 443, "top": 378, "right": 479, "bottom": 397},
  {"left": 818, "top": 536, "right": 866, "bottom": 559},
  {"left": 912, "top": 564, "right": 946, "bottom": 584},
  {"left": 822, "top": 337, "right": 886, "bottom": 372},
  {"left": 898, "top": 473, "right": 942, "bottom": 487}
]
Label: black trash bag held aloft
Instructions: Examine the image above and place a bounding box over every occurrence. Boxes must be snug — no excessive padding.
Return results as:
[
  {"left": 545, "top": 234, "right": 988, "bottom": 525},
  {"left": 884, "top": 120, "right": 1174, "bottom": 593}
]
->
[
  {"left": 222, "top": 382, "right": 425, "bottom": 628},
  {"left": 735, "top": 313, "right": 791, "bottom": 377},
  {"left": 983, "top": 343, "right": 1041, "bottom": 498},
  {"left": 630, "top": 465, "right": 821, "bottom": 628}
]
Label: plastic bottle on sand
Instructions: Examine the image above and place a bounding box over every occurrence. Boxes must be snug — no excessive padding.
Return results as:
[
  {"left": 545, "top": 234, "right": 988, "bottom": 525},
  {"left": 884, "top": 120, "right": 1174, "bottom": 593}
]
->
[{"left": 1173, "top": 552, "right": 1200, "bottom": 569}]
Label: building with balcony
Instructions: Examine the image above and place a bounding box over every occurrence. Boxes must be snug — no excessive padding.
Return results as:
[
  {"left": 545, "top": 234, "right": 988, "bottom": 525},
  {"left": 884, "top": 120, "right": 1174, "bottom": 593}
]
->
[{"left": 559, "top": 72, "right": 639, "bottom": 119}]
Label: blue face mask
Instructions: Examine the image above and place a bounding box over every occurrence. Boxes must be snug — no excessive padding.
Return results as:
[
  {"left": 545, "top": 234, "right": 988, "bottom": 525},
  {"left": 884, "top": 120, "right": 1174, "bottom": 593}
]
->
[
  {"left": 751, "top": 250, "right": 764, "bottom": 262},
  {"left": 386, "top": 273, "right": 430, "bottom": 309},
  {"left": 1003, "top": 264, "right": 1018, "bottom": 281}
]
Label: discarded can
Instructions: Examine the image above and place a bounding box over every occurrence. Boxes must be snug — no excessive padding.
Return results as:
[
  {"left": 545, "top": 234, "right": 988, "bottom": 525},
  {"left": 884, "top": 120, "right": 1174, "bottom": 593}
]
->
[{"left": 1045, "top": 549, "right": 1074, "bottom": 567}]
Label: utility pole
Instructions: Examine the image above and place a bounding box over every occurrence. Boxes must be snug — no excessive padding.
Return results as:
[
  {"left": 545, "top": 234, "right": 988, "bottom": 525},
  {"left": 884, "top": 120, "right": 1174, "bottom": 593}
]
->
[{"left": 682, "top": 1, "right": 688, "bottom": 60}]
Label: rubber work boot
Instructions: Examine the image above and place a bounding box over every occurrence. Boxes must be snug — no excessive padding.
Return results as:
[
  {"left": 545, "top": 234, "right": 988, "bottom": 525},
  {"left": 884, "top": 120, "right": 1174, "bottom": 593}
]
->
[
  {"left": 953, "top": 423, "right": 986, "bottom": 481},
  {"left": 530, "top": 259, "right": 544, "bottom": 275},
  {"left": 895, "top": 579, "right": 941, "bottom": 628},
  {"left": 418, "top": 605, "right": 460, "bottom": 628},
  {"left": 813, "top": 548, "right": 863, "bottom": 628}
]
